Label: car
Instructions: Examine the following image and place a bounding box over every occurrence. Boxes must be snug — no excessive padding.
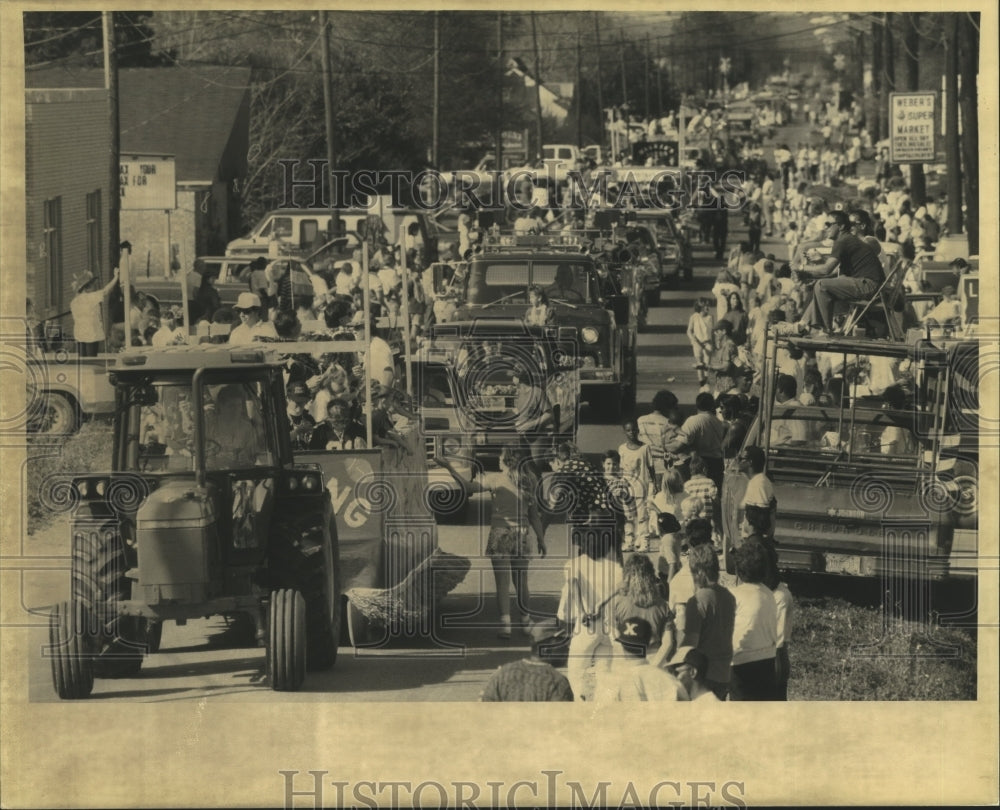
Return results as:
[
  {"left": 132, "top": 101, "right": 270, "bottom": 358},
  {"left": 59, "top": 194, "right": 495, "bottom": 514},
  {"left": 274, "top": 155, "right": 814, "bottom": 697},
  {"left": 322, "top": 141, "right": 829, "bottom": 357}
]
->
[{"left": 631, "top": 210, "right": 694, "bottom": 283}]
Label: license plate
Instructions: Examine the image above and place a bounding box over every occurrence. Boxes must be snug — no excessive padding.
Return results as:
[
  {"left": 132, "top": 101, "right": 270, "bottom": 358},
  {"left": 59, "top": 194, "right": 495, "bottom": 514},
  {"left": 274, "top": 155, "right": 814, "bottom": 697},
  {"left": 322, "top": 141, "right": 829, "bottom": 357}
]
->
[{"left": 825, "top": 553, "right": 863, "bottom": 575}]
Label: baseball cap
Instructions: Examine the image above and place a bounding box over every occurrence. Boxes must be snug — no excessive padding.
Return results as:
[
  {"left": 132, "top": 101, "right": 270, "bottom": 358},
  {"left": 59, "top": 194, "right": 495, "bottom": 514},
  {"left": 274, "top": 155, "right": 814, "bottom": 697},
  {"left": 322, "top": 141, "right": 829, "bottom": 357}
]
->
[
  {"left": 287, "top": 381, "right": 310, "bottom": 401},
  {"left": 666, "top": 645, "right": 708, "bottom": 676},
  {"left": 234, "top": 292, "right": 261, "bottom": 311},
  {"left": 615, "top": 616, "right": 653, "bottom": 653}
]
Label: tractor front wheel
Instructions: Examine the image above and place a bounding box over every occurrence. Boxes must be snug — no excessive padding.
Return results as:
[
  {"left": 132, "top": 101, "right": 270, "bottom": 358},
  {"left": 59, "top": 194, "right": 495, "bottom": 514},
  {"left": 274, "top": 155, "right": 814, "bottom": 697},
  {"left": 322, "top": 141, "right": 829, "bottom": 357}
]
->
[
  {"left": 268, "top": 589, "right": 307, "bottom": 692},
  {"left": 49, "top": 600, "right": 95, "bottom": 699}
]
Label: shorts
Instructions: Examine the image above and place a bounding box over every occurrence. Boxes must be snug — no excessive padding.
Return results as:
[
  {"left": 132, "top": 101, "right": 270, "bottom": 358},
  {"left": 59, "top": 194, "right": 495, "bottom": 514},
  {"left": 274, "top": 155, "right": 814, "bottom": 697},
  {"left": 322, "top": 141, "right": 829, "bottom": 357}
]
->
[{"left": 487, "top": 525, "right": 530, "bottom": 557}]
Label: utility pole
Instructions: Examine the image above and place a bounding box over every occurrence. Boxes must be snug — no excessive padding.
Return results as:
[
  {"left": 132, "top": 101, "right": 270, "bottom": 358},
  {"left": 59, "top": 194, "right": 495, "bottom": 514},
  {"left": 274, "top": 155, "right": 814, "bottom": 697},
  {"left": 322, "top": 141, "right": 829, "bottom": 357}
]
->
[
  {"left": 530, "top": 12, "right": 544, "bottom": 161},
  {"left": 871, "top": 16, "right": 883, "bottom": 140},
  {"left": 319, "top": 11, "right": 341, "bottom": 235},
  {"left": 103, "top": 11, "right": 120, "bottom": 270},
  {"left": 432, "top": 11, "right": 440, "bottom": 169},
  {"left": 902, "top": 12, "right": 926, "bottom": 208},
  {"left": 643, "top": 34, "right": 650, "bottom": 121},
  {"left": 958, "top": 12, "right": 979, "bottom": 255},
  {"left": 594, "top": 14, "right": 604, "bottom": 152},
  {"left": 496, "top": 12, "right": 504, "bottom": 173},
  {"left": 655, "top": 40, "right": 663, "bottom": 119},
  {"left": 575, "top": 30, "right": 582, "bottom": 147},
  {"left": 619, "top": 30, "right": 628, "bottom": 108},
  {"left": 944, "top": 14, "right": 962, "bottom": 238},
  {"left": 880, "top": 12, "right": 895, "bottom": 145}
]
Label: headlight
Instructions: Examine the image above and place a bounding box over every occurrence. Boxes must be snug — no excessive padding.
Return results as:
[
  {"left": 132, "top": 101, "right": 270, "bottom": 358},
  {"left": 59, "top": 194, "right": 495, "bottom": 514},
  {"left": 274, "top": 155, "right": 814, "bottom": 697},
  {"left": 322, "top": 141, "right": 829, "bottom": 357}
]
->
[
  {"left": 581, "top": 327, "right": 600, "bottom": 344},
  {"left": 442, "top": 437, "right": 462, "bottom": 456}
]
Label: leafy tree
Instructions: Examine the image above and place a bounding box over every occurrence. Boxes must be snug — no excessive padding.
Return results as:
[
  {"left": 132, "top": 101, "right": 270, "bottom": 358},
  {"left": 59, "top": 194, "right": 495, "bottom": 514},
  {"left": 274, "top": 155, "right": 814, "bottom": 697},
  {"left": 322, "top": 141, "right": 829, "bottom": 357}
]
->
[{"left": 24, "top": 11, "right": 173, "bottom": 67}]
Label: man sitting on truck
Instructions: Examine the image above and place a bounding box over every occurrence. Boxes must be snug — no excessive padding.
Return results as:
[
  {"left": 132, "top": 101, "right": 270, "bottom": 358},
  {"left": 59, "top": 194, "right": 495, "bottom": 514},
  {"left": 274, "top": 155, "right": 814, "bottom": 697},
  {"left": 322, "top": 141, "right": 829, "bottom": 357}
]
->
[
  {"left": 797, "top": 210, "right": 885, "bottom": 334},
  {"left": 769, "top": 374, "right": 807, "bottom": 447}
]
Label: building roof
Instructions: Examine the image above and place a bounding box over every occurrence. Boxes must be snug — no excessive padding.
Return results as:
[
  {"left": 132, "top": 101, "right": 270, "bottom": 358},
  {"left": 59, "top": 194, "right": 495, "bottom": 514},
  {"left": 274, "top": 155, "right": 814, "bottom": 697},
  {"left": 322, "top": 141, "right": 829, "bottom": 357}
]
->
[{"left": 25, "top": 66, "right": 251, "bottom": 182}]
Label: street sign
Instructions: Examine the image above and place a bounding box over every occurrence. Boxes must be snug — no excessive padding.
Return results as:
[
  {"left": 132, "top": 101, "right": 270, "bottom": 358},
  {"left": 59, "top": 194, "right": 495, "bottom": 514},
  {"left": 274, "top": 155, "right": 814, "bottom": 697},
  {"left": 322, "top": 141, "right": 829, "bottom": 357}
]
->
[
  {"left": 889, "top": 92, "right": 938, "bottom": 164},
  {"left": 120, "top": 153, "right": 176, "bottom": 210},
  {"left": 501, "top": 130, "right": 526, "bottom": 150}
]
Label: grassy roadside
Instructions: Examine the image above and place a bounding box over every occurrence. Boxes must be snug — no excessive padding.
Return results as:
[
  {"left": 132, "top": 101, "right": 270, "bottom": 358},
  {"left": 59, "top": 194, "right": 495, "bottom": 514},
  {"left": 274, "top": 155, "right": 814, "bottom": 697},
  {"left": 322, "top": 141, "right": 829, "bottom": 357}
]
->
[{"left": 787, "top": 582, "right": 977, "bottom": 700}]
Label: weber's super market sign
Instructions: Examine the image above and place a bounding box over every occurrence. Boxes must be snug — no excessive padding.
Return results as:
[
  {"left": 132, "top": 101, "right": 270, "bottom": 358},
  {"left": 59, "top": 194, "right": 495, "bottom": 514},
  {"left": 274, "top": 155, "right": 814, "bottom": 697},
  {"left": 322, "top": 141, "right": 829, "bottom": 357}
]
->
[
  {"left": 889, "top": 92, "right": 938, "bottom": 164},
  {"left": 120, "top": 153, "right": 176, "bottom": 210}
]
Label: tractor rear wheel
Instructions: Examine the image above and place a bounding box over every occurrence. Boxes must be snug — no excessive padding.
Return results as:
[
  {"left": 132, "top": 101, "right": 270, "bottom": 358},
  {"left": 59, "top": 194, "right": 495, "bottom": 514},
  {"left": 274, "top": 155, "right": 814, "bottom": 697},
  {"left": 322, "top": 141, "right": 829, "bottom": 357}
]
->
[
  {"left": 72, "top": 523, "right": 146, "bottom": 676},
  {"left": 268, "top": 588, "right": 307, "bottom": 692},
  {"left": 49, "top": 600, "right": 95, "bottom": 699}
]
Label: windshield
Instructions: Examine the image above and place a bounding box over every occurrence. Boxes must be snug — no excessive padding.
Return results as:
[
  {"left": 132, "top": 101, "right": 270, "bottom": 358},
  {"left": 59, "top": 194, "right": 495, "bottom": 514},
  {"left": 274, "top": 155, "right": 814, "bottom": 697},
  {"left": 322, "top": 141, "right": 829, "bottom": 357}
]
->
[
  {"left": 125, "top": 379, "right": 275, "bottom": 473},
  {"left": 766, "top": 405, "right": 922, "bottom": 461},
  {"left": 467, "top": 261, "right": 593, "bottom": 305}
]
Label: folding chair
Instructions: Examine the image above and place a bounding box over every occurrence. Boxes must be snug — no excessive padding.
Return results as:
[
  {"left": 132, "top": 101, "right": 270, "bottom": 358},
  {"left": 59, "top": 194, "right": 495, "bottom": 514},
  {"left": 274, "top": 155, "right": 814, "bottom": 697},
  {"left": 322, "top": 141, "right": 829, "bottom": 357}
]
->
[{"left": 841, "top": 258, "right": 907, "bottom": 340}]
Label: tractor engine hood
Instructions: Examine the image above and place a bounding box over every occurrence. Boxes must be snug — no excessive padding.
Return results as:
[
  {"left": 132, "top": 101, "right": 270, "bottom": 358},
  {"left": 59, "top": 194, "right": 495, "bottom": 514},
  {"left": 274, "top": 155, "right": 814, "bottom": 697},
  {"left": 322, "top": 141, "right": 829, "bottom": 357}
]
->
[{"left": 134, "top": 480, "right": 219, "bottom": 604}]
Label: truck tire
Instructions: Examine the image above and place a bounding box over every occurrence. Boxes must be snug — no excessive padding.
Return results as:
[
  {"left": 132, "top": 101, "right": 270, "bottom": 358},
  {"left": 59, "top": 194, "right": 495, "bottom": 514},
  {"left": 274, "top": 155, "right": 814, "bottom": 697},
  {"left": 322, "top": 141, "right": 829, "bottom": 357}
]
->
[
  {"left": 304, "top": 564, "right": 338, "bottom": 672},
  {"left": 268, "top": 514, "right": 340, "bottom": 671},
  {"left": 72, "top": 523, "right": 145, "bottom": 677},
  {"left": 35, "top": 392, "right": 78, "bottom": 437},
  {"left": 49, "top": 600, "right": 95, "bottom": 699},
  {"left": 268, "top": 588, "right": 307, "bottom": 691}
]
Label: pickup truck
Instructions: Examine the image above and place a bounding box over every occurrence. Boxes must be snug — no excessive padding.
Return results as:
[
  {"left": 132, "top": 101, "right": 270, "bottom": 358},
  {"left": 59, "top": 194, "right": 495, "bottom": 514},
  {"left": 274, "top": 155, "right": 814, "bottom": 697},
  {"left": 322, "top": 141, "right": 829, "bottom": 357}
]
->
[{"left": 27, "top": 352, "right": 116, "bottom": 436}]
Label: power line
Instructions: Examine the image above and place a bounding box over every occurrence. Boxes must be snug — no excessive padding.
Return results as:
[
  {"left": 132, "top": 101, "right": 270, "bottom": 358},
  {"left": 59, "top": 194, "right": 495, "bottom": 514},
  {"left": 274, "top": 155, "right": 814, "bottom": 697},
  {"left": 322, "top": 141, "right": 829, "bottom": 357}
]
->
[{"left": 24, "top": 15, "right": 102, "bottom": 47}]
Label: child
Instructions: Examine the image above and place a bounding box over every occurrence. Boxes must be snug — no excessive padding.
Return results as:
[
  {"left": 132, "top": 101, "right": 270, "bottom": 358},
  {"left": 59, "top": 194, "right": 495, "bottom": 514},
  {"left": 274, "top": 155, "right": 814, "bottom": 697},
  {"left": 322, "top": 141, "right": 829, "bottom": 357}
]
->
[
  {"left": 369, "top": 385, "right": 411, "bottom": 460},
  {"left": 618, "top": 421, "right": 656, "bottom": 552},
  {"left": 524, "top": 284, "right": 551, "bottom": 326},
  {"left": 738, "top": 445, "right": 776, "bottom": 534},
  {"left": 683, "top": 454, "right": 719, "bottom": 534},
  {"left": 687, "top": 299, "right": 713, "bottom": 389},
  {"left": 602, "top": 450, "right": 638, "bottom": 551},
  {"left": 649, "top": 468, "right": 685, "bottom": 582},
  {"left": 783, "top": 220, "right": 799, "bottom": 258},
  {"left": 708, "top": 320, "right": 737, "bottom": 397}
]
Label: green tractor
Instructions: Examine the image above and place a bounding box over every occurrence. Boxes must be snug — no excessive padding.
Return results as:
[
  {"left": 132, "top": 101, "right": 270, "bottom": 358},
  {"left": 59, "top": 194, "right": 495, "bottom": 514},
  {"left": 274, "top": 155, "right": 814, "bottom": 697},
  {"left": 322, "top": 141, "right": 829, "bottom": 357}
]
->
[{"left": 49, "top": 345, "right": 341, "bottom": 697}]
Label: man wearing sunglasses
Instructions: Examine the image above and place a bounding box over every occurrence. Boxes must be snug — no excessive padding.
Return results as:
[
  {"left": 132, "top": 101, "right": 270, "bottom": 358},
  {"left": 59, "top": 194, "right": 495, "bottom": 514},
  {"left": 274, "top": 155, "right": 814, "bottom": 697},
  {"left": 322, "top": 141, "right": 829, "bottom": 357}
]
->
[{"left": 797, "top": 210, "right": 884, "bottom": 333}]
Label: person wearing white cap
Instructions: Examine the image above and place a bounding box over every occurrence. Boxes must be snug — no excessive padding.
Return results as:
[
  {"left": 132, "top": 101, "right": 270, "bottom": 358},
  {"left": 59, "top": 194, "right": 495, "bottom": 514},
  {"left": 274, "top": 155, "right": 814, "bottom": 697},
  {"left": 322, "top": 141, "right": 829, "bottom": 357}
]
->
[{"left": 229, "top": 292, "right": 277, "bottom": 345}]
